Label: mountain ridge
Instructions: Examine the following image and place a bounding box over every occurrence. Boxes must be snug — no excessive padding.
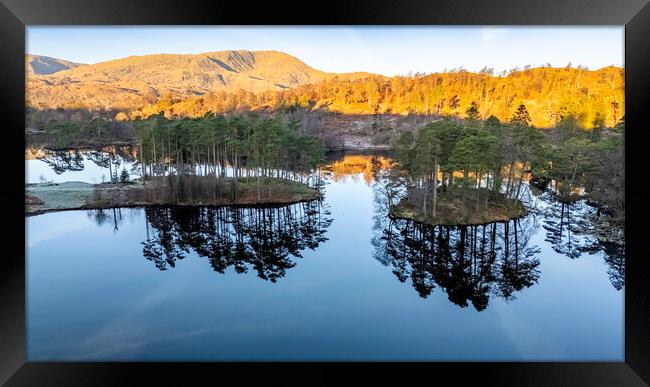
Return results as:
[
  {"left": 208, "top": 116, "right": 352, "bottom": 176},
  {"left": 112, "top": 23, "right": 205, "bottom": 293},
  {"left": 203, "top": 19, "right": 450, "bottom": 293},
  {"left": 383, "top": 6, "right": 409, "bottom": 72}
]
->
[
  {"left": 26, "top": 50, "right": 377, "bottom": 110},
  {"left": 26, "top": 50, "right": 624, "bottom": 128},
  {"left": 26, "top": 54, "right": 86, "bottom": 75}
]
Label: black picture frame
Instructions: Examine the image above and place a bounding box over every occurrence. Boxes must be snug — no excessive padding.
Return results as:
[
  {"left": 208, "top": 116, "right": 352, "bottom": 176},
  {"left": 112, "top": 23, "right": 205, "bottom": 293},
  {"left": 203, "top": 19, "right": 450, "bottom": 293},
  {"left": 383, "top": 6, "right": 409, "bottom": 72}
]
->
[{"left": 2, "top": 0, "right": 649, "bottom": 385}]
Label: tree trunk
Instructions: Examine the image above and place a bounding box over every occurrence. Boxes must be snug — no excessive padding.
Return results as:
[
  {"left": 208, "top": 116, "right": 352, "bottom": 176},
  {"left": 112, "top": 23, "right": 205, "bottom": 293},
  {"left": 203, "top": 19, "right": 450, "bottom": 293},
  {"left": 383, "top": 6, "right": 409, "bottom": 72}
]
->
[
  {"left": 568, "top": 162, "right": 579, "bottom": 195},
  {"left": 505, "top": 158, "right": 515, "bottom": 198},
  {"left": 514, "top": 165, "right": 527, "bottom": 202},
  {"left": 139, "top": 142, "right": 145, "bottom": 184},
  {"left": 423, "top": 176, "right": 428, "bottom": 215},
  {"left": 432, "top": 161, "right": 438, "bottom": 218}
]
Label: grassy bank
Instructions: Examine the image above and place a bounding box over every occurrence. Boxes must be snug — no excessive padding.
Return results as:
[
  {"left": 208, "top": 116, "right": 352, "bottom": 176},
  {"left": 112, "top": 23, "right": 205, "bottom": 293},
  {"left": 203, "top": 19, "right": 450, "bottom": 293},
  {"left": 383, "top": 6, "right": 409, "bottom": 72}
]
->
[
  {"left": 25, "top": 177, "right": 321, "bottom": 216},
  {"left": 390, "top": 191, "right": 526, "bottom": 226}
]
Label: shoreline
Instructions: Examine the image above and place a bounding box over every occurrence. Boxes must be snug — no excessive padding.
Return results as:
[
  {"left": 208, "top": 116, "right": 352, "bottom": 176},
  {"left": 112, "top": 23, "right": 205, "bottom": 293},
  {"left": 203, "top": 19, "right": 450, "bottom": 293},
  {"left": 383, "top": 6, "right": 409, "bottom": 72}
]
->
[
  {"left": 26, "top": 135, "right": 393, "bottom": 154},
  {"left": 25, "top": 179, "right": 322, "bottom": 217},
  {"left": 388, "top": 207, "right": 529, "bottom": 227},
  {"left": 25, "top": 198, "right": 323, "bottom": 217},
  {"left": 388, "top": 195, "right": 528, "bottom": 227}
]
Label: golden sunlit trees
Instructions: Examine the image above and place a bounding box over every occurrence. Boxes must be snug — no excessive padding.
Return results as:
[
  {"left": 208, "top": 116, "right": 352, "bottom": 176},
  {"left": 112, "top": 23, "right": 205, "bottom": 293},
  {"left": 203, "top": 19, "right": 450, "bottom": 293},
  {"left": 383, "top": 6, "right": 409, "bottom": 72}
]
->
[{"left": 124, "top": 66, "right": 623, "bottom": 129}]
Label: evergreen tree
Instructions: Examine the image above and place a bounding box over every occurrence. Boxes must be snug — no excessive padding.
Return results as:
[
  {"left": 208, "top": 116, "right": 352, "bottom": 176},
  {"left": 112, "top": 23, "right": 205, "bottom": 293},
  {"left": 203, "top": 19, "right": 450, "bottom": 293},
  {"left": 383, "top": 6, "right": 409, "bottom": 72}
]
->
[
  {"left": 510, "top": 104, "right": 532, "bottom": 127},
  {"left": 119, "top": 168, "right": 130, "bottom": 183},
  {"left": 465, "top": 101, "right": 480, "bottom": 122}
]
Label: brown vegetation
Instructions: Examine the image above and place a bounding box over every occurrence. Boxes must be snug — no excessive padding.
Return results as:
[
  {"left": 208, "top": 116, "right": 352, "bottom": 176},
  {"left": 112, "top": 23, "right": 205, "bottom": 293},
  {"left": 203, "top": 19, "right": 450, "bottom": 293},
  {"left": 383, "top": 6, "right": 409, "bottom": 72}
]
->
[
  {"left": 325, "top": 154, "right": 392, "bottom": 185},
  {"left": 128, "top": 65, "right": 624, "bottom": 129},
  {"left": 26, "top": 50, "right": 374, "bottom": 111},
  {"left": 26, "top": 51, "right": 623, "bottom": 129},
  {"left": 390, "top": 190, "right": 526, "bottom": 226},
  {"left": 26, "top": 54, "right": 85, "bottom": 75}
]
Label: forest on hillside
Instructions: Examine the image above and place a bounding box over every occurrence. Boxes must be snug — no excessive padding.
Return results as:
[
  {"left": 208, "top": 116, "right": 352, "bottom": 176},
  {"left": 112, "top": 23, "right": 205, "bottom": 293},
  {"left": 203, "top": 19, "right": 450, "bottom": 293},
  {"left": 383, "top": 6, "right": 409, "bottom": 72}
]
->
[
  {"left": 123, "top": 65, "right": 624, "bottom": 129},
  {"left": 26, "top": 65, "right": 624, "bottom": 131}
]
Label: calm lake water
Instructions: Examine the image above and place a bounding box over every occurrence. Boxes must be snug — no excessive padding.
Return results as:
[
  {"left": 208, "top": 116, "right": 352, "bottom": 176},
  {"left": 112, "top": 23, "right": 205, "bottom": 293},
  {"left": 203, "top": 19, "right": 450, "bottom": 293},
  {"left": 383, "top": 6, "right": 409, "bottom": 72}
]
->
[{"left": 26, "top": 151, "right": 624, "bottom": 361}]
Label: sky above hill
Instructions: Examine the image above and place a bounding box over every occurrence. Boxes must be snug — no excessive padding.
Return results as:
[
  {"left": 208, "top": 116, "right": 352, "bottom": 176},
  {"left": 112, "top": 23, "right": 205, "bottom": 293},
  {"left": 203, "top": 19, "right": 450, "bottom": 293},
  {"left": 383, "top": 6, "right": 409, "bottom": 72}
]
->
[{"left": 27, "top": 26, "right": 623, "bottom": 76}]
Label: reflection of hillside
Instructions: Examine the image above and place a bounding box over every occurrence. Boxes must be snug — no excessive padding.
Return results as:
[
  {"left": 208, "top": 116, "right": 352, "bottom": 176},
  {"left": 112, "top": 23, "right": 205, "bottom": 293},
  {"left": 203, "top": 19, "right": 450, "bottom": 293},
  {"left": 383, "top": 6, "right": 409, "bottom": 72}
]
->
[
  {"left": 27, "top": 146, "right": 136, "bottom": 160},
  {"left": 323, "top": 155, "right": 392, "bottom": 185}
]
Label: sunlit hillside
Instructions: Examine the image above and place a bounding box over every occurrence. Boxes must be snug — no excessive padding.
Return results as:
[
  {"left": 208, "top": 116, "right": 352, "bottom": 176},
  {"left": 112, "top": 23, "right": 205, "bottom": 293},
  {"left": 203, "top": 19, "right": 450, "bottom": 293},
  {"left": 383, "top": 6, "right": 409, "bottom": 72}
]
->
[
  {"left": 321, "top": 66, "right": 624, "bottom": 128},
  {"left": 325, "top": 155, "right": 392, "bottom": 186},
  {"left": 131, "top": 65, "right": 624, "bottom": 128},
  {"left": 26, "top": 50, "right": 375, "bottom": 111},
  {"left": 303, "top": 66, "right": 624, "bottom": 128},
  {"left": 26, "top": 54, "right": 85, "bottom": 75},
  {"left": 26, "top": 49, "right": 624, "bottom": 129}
]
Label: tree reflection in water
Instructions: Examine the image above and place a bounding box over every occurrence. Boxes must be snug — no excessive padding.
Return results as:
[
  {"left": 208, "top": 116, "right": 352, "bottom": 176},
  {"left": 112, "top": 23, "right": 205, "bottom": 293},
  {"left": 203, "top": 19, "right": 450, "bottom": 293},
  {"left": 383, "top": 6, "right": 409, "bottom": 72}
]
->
[
  {"left": 538, "top": 194, "right": 625, "bottom": 290},
  {"left": 368, "top": 156, "right": 625, "bottom": 307},
  {"left": 37, "top": 149, "right": 85, "bottom": 174},
  {"left": 601, "top": 242, "right": 625, "bottom": 291},
  {"left": 371, "top": 165, "right": 542, "bottom": 311},
  {"left": 86, "top": 207, "right": 128, "bottom": 232},
  {"left": 373, "top": 213, "right": 541, "bottom": 311},
  {"left": 81, "top": 153, "right": 624, "bottom": 295},
  {"left": 33, "top": 147, "right": 138, "bottom": 181},
  {"left": 138, "top": 200, "right": 332, "bottom": 282}
]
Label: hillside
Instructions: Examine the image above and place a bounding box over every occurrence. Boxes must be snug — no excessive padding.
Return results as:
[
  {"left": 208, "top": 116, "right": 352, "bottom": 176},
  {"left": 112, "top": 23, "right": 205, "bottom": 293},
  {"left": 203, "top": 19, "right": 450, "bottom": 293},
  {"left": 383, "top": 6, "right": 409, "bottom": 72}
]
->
[
  {"left": 26, "top": 50, "right": 375, "bottom": 110},
  {"left": 26, "top": 49, "right": 624, "bottom": 128},
  {"left": 140, "top": 66, "right": 624, "bottom": 128},
  {"left": 267, "top": 66, "right": 625, "bottom": 128},
  {"left": 26, "top": 54, "right": 85, "bottom": 75}
]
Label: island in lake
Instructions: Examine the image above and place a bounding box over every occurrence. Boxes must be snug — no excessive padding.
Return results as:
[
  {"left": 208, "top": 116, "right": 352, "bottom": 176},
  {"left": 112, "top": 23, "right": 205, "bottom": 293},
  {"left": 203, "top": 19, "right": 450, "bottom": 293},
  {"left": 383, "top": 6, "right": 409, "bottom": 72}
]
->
[{"left": 26, "top": 114, "right": 326, "bottom": 215}]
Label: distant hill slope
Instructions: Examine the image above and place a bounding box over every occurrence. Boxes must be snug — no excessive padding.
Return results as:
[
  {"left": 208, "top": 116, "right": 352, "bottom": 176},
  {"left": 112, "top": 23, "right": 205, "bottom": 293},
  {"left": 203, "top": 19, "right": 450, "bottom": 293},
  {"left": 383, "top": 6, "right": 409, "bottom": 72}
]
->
[
  {"left": 26, "top": 50, "right": 375, "bottom": 110},
  {"left": 128, "top": 65, "right": 624, "bottom": 128},
  {"left": 277, "top": 65, "right": 625, "bottom": 128},
  {"left": 26, "top": 50, "right": 624, "bottom": 128},
  {"left": 26, "top": 54, "right": 85, "bottom": 75}
]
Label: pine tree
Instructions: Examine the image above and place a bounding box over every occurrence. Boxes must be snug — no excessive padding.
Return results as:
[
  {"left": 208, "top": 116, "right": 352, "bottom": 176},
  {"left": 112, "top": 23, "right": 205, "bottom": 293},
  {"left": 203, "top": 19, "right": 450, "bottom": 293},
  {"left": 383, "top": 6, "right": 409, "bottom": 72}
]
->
[
  {"left": 510, "top": 104, "right": 532, "bottom": 127},
  {"left": 465, "top": 101, "right": 480, "bottom": 121},
  {"left": 120, "top": 168, "right": 130, "bottom": 183}
]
